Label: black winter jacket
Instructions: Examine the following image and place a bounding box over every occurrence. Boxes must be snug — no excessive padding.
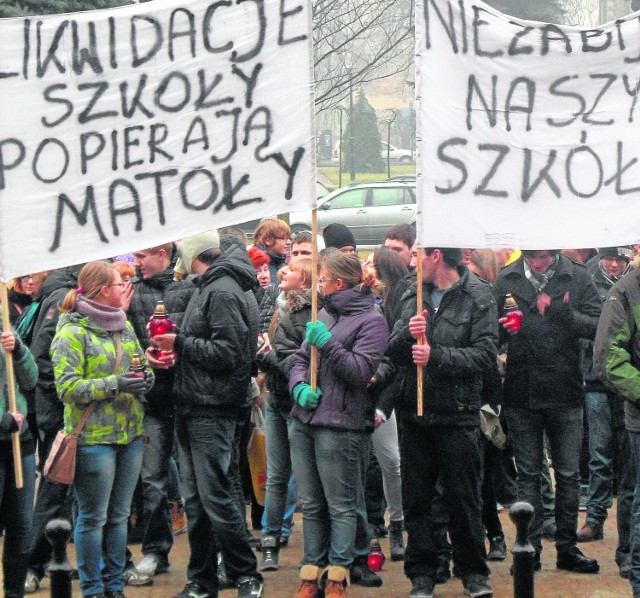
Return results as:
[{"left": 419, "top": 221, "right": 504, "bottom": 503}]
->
[
  {"left": 494, "top": 255, "right": 601, "bottom": 411},
  {"left": 30, "top": 269, "right": 78, "bottom": 434},
  {"left": 173, "top": 244, "right": 259, "bottom": 418},
  {"left": 389, "top": 267, "right": 498, "bottom": 427},
  {"left": 128, "top": 267, "right": 194, "bottom": 415}
]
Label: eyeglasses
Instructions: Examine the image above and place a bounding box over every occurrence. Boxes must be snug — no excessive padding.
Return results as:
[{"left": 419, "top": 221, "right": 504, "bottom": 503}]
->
[
  {"left": 318, "top": 277, "right": 336, "bottom": 284},
  {"left": 274, "top": 236, "right": 291, "bottom": 242},
  {"left": 20, "top": 275, "right": 33, "bottom": 282},
  {"left": 109, "top": 282, "right": 127, "bottom": 288}
]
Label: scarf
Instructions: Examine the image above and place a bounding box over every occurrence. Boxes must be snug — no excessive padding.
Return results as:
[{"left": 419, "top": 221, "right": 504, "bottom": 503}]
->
[
  {"left": 77, "top": 297, "right": 127, "bottom": 332},
  {"left": 599, "top": 260, "right": 632, "bottom": 288},
  {"left": 523, "top": 256, "right": 558, "bottom": 293}
]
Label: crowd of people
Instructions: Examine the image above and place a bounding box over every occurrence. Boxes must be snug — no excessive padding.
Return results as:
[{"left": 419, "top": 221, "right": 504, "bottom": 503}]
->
[{"left": 1, "top": 216, "right": 640, "bottom": 598}]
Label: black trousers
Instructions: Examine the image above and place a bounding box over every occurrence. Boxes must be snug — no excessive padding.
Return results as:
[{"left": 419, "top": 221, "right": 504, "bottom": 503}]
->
[{"left": 398, "top": 416, "right": 489, "bottom": 581}]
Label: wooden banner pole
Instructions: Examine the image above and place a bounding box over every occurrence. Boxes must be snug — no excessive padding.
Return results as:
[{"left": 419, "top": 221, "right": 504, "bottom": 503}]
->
[
  {"left": 310, "top": 210, "right": 319, "bottom": 392},
  {"left": 415, "top": 250, "right": 424, "bottom": 417},
  {"left": 0, "top": 282, "right": 24, "bottom": 488}
]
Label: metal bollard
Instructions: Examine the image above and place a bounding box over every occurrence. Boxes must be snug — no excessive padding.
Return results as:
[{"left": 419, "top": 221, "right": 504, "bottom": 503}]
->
[
  {"left": 510, "top": 502, "right": 535, "bottom": 598},
  {"left": 45, "top": 518, "right": 73, "bottom": 598}
]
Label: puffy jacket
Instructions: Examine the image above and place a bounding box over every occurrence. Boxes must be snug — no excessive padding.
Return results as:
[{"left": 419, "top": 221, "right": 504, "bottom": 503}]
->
[
  {"left": 255, "top": 284, "right": 279, "bottom": 333},
  {"left": 51, "top": 312, "right": 152, "bottom": 445},
  {"left": 494, "top": 254, "right": 601, "bottom": 411},
  {"left": 30, "top": 268, "right": 78, "bottom": 433},
  {"left": 289, "top": 286, "right": 388, "bottom": 432},
  {"left": 128, "top": 266, "right": 194, "bottom": 414},
  {"left": 593, "top": 268, "right": 640, "bottom": 432},
  {"left": 389, "top": 267, "right": 498, "bottom": 427},
  {"left": 172, "top": 244, "right": 259, "bottom": 418}
]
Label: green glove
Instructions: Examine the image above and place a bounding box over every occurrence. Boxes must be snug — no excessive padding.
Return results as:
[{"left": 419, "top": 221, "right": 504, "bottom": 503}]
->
[
  {"left": 306, "top": 321, "right": 332, "bottom": 348},
  {"left": 293, "top": 383, "right": 322, "bottom": 410}
]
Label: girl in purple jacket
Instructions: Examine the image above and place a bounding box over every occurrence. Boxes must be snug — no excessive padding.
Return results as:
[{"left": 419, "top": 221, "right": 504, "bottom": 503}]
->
[{"left": 288, "top": 253, "right": 388, "bottom": 598}]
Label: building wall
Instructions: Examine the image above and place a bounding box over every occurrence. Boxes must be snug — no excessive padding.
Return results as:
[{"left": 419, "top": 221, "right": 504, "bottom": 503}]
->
[{"left": 600, "top": 0, "right": 632, "bottom": 22}]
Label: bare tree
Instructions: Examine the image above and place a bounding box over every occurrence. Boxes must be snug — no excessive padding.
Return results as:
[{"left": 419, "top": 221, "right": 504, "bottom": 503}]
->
[{"left": 313, "top": 0, "right": 414, "bottom": 114}]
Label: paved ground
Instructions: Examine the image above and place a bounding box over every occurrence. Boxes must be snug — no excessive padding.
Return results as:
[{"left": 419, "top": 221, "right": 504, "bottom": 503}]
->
[{"left": 2, "top": 504, "right": 632, "bottom": 597}]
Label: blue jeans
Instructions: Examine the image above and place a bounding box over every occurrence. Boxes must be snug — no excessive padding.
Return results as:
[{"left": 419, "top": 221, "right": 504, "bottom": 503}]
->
[
  {"left": 140, "top": 413, "right": 174, "bottom": 565},
  {"left": 0, "top": 449, "right": 36, "bottom": 598},
  {"left": 261, "top": 404, "right": 296, "bottom": 540},
  {"left": 289, "top": 419, "right": 364, "bottom": 567},
  {"left": 74, "top": 439, "right": 143, "bottom": 596},
  {"left": 506, "top": 406, "right": 582, "bottom": 554},
  {"left": 175, "top": 414, "right": 260, "bottom": 595}
]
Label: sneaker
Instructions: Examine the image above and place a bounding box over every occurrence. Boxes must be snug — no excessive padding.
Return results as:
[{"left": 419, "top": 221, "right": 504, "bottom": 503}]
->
[
  {"left": 169, "top": 500, "right": 188, "bottom": 535},
  {"left": 173, "top": 581, "right": 210, "bottom": 598},
  {"left": 105, "top": 592, "right": 126, "bottom": 598},
  {"left": 462, "top": 573, "right": 493, "bottom": 597},
  {"left": 487, "top": 535, "right": 507, "bottom": 561},
  {"left": 123, "top": 564, "right": 153, "bottom": 587},
  {"left": 24, "top": 570, "right": 42, "bottom": 594},
  {"left": 236, "top": 575, "right": 263, "bottom": 598},
  {"left": 259, "top": 537, "right": 279, "bottom": 572},
  {"left": 137, "top": 555, "right": 170, "bottom": 577},
  {"left": 409, "top": 575, "right": 435, "bottom": 598}
]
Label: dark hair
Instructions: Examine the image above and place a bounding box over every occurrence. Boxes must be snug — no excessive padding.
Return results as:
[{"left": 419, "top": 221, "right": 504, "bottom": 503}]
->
[
  {"left": 374, "top": 247, "right": 409, "bottom": 307},
  {"left": 385, "top": 224, "right": 416, "bottom": 249},
  {"left": 197, "top": 248, "right": 222, "bottom": 265},
  {"left": 292, "top": 230, "right": 312, "bottom": 245},
  {"left": 522, "top": 249, "right": 560, "bottom": 258},
  {"left": 424, "top": 247, "right": 462, "bottom": 269},
  {"left": 218, "top": 226, "right": 248, "bottom": 244}
]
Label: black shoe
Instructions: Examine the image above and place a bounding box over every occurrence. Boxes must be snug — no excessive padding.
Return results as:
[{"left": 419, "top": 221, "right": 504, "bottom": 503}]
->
[
  {"left": 556, "top": 547, "right": 599, "bottom": 574},
  {"left": 105, "top": 592, "right": 126, "bottom": 598},
  {"left": 409, "top": 575, "right": 435, "bottom": 598},
  {"left": 462, "top": 574, "right": 493, "bottom": 597},
  {"left": 542, "top": 522, "right": 556, "bottom": 541},
  {"left": 620, "top": 561, "right": 631, "bottom": 579},
  {"left": 487, "top": 535, "right": 507, "bottom": 561},
  {"left": 279, "top": 536, "right": 289, "bottom": 548},
  {"left": 434, "top": 561, "right": 451, "bottom": 584},
  {"left": 389, "top": 520, "right": 405, "bottom": 561},
  {"left": 173, "top": 581, "right": 210, "bottom": 598},
  {"left": 259, "top": 536, "right": 279, "bottom": 572},
  {"left": 350, "top": 560, "right": 383, "bottom": 587},
  {"left": 236, "top": 576, "right": 263, "bottom": 598}
]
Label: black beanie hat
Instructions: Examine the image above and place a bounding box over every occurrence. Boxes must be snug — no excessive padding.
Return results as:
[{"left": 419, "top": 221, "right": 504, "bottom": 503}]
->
[
  {"left": 599, "top": 247, "right": 632, "bottom": 261},
  {"left": 323, "top": 223, "right": 356, "bottom": 251}
]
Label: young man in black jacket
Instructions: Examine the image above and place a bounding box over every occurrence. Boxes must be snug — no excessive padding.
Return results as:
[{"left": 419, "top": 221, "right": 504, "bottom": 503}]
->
[
  {"left": 389, "top": 246, "right": 497, "bottom": 598},
  {"left": 150, "top": 231, "right": 263, "bottom": 598},
  {"left": 494, "top": 250, "right": 601, "bottom": 575}
]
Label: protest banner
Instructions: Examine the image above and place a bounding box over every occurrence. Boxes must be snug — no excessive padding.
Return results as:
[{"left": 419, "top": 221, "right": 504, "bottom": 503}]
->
[
  {"left": 0, "top": 0, "right": 316, "bottom": 280},
  {"left": 415, "top": 0, "right": 640, "bottom": 249}
]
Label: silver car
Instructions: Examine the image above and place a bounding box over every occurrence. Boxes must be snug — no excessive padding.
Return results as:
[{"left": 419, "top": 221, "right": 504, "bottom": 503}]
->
[{"left": 289, "top": 181, "right": 416, "bottom": 245}]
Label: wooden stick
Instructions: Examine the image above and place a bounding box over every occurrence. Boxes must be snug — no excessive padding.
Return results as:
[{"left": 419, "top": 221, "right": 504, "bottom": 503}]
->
[
  {"left": 0, "top": 282, "right": 24, "bottom": 488},
  {"left": 310, "top": 210, "right": 319, "bottom": 392},
  {"left": 415, "top": 250, "right": 424, "bottom": 417}
]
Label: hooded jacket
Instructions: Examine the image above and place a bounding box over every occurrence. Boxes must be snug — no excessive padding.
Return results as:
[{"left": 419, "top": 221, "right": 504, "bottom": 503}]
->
[
  {"left": 494, "top": 254, "right": 601, "bottom": 411},
  {"left": 51, "top": 312, "right": 151, "bottom": 445},
  {"left": 128, "top": 265, "right": 194, "bottom": 415},
  {"left": 29, "top": 268, "right": 79, "bottom": 434},
  {"left": 389, "top": 268, "right": 498, "bottom": 427},
  {"left": 289, "top": 286, "right": 388, "bottom": 432},
  {"left": 172, "top": 244, "right": 259, "bottom": 418},
  {"left": 593, "top": 268, "right": 640, "bottom": 432}
]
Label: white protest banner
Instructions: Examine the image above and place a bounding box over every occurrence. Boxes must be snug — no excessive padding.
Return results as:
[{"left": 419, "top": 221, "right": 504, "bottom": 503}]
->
[
  {"left": 416, "top": 0, "right": 640, "bottom": 249},
  {"left": 0, "top": 0, "right": 315, "bottom": 280}
]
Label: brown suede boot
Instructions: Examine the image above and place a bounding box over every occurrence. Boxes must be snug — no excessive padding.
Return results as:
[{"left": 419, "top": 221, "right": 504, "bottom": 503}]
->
[
  {"left": 325, "top": 566, "right": 349, "bottom": 598},
  {"left": 293, "top": 565, "right": 321, "bottom": 598}
]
